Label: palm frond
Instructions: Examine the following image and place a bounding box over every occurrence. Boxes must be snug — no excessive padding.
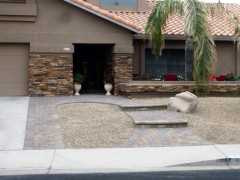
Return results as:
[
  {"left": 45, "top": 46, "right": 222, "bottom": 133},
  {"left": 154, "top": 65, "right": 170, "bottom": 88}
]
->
[
  {"left": 184, "top": 0, "right": 217, "bottom": 89},
  {"left": 145, "top": 0, "right": 183, "bottom": 56}
]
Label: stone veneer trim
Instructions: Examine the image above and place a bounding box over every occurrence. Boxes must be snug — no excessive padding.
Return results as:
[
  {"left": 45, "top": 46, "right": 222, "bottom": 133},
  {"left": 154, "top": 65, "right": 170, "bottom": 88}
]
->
[
  {"left": 113, "top": 54, "right": 133, "bottom": 94},
  {"left": 29, "top": 53, "right": 73, "bottom": 96},
  {"left": 119, "top": 81, "right": 240, "bottom": 95}
]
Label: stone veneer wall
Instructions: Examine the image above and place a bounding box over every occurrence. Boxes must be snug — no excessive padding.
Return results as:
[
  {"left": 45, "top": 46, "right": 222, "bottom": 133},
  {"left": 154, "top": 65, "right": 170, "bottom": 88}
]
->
[
  {"left": 119, "top": 81, "right": 240, "bottom": 95},
  {"left": 29, "top": 54, "right": 73, "bottom": 96},
  {"left": 113, "top": 54, "right": 133, "bottom": 94}
]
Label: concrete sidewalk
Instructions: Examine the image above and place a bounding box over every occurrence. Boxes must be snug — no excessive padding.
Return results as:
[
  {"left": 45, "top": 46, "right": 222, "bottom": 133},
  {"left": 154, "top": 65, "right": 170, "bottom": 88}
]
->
[
  {"left": 0, "top": 144, "right": 240, "bottom": 175},
  {"left": 0, "top": 97, "right": 29, "bottom": 150}
]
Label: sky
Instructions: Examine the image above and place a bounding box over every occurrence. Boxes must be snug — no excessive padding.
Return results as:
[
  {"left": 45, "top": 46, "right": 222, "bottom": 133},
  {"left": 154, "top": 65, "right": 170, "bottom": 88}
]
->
[{"left": 199, "top": 0, "right": 240, "bottom": 3}]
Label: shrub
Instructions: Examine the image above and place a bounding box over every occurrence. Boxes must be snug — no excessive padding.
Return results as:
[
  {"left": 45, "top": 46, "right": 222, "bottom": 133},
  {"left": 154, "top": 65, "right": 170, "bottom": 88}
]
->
[
  {"left": 74, "top": 74, "right": 85, "bottom": 84},
  {"left": 225, "top": 72, "right": 239, "bottom": 81},
  {"left": 177, "top": 75, "right": 185, "bottom": 81},
  {"left": 132, "top": 74, "right": 154, "bottom": 81},
  {"left": 104, "top": 74, "right": 114, "bottom": 84}
]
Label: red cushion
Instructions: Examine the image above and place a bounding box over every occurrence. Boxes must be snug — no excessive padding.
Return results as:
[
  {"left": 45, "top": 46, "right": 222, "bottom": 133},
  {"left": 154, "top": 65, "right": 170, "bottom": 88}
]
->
[
  {"left": 164, "top": 73, "right": 177, "bottom": 81},
  {"left": 217, "top": 74, "right": 227, "bottom": 81}
]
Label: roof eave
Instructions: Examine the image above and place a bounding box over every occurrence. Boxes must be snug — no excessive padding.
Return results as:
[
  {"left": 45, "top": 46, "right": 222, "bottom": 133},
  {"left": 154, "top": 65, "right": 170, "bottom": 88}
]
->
[
  {"left": 64, "top": 0, "right": 140, "bottom": 33},
  {"left": 134, "top": 34, "right": 235, "bottom": 41}
]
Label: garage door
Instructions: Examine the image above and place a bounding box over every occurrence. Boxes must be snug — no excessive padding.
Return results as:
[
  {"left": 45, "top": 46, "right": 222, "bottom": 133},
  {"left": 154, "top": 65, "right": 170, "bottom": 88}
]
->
[{"left": 0, "top": 44, "right": 29, "bottom": 96}]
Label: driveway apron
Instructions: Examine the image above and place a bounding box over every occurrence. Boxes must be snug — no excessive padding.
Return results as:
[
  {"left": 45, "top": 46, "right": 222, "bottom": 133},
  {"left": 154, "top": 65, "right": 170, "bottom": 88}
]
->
[{"left": 0, "top": 97, "right": 29, "bottom": 150}]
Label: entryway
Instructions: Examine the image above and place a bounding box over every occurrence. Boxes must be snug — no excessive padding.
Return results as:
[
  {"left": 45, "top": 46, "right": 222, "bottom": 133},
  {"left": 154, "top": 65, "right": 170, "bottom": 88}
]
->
[{"left": 73, "top": 44, "right": 113, "bottom": 93}]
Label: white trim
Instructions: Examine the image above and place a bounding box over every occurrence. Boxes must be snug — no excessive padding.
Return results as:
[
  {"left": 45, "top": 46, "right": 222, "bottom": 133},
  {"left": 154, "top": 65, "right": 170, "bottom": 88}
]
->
[{"left": 64, "top": 0, "right": 140, "bottom": 33}]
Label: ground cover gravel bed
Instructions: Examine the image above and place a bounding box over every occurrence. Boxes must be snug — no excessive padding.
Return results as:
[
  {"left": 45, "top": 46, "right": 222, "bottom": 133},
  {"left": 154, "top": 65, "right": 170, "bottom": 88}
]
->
[
  {"left": 137, "top": 97, "right": 240, "bottom": 144},
  {"left": 57, "top": 103, "right": 134, "bottom": 149}
]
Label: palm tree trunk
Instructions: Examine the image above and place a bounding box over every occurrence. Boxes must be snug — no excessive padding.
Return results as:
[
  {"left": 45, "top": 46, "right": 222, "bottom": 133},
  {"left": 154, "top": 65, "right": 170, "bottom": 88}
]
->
[{"left": 185, "top": 37, "right": 194, "bottom": 81}]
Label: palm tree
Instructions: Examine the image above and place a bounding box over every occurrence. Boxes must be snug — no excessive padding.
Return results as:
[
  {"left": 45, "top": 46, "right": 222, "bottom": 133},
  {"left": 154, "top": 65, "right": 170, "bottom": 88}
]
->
[{"left": 145, "top": 0, "right": 240, "bottom": 90}]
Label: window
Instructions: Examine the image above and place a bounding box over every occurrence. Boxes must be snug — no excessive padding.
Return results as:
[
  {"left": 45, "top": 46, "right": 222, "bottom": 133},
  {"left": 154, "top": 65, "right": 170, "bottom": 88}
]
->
[
  {"left": 100, "top": 0, "right": 137, "bottom": 6},
  {"left": 145, "top": 49, "right": 185, "bottom": 77},
  {"left": 0, "top": 0, "right": 26, "bottom": 3}
]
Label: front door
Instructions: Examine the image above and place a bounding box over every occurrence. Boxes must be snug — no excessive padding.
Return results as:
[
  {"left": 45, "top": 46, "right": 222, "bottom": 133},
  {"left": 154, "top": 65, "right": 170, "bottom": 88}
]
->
[{"left": 73, "top": 44, "right": 113, "bottom": 93}]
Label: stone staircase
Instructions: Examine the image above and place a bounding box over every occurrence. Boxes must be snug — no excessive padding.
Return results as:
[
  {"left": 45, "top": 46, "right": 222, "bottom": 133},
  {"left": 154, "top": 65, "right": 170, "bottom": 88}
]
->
[{"left": 122, "top": 104, "right": 188, "bottom": 128}]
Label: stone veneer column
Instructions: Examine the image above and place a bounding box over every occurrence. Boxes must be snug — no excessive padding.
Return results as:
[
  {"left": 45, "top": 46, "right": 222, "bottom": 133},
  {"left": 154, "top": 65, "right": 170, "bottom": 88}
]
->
[
  {"left": 29, "top": 53, "right": 73, "bottom": 96},
  {"left": 113, "top": 54, "right": 133, "bottom": 95}
]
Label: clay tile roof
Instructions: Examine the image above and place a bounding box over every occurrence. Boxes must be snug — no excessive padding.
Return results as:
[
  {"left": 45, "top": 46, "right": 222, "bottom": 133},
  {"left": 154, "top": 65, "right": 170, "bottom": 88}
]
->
[
  {"left": 70, "top": 0, "right": 240, "bottom": 37},
  {"left": 71, "top": 0, "right": 142, "bottom": 31},
  {"left": 111, "top": 0, "right": 240, "bottom": 37}
]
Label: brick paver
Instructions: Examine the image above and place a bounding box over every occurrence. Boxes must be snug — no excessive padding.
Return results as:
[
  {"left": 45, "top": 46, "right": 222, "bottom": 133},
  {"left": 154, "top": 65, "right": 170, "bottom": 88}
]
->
[
  {"left": 24, "top": 95, "right": 210, "bottom": 150},
  {"left": 119, "top": 128, "right": 210, "bottom": 148}
]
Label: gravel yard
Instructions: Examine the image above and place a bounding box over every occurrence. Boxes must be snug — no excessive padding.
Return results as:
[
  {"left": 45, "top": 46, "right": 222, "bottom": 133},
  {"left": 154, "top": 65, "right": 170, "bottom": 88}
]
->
[
  {"left": 57, "top": 103, "right": 134, "bottom": 149},
  {"left": 136, "top": 97, "right": 240, "bottom": 144}
]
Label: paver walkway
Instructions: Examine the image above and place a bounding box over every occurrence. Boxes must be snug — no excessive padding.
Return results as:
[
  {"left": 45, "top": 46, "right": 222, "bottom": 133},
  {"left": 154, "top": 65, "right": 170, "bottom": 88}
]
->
[{"left": 24, "top": 95, "right": 210, "bottom": 150}]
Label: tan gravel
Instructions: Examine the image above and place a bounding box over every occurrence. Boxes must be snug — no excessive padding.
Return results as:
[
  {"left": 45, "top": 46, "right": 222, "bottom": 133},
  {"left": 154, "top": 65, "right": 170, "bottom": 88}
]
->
[
  {"left": 184, "top": 97, "right": 240, "bottom": 144},
  {"left": 57, "top": 103, "right": 134, "bottom": 149},
  {"left": 135, "top": 97, "right": 240, "bottom": 144}
]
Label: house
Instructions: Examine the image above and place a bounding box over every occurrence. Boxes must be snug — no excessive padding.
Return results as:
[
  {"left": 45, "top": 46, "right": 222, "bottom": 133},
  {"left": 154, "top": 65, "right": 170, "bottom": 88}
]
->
[{"left": 0, "top": 0, "right": 239, "bottom": 96}]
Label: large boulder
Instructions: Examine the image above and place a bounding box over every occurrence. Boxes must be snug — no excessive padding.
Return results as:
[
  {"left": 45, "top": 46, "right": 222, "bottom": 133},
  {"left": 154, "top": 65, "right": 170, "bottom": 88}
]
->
[{"left": 168, "top": 91, "right": 198, "bottom": 113}]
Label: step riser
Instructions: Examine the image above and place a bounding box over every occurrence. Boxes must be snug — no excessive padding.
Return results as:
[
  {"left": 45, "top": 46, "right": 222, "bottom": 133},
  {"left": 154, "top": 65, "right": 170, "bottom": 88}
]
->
[
  {"left": 123, "top": 106, "right": 167, "bottom": 112},
  {"left": 135, "top": 123, "right": 188, "bottom": 128}
]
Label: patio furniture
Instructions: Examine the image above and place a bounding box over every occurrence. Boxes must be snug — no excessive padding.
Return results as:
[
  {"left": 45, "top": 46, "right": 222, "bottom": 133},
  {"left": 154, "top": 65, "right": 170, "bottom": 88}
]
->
[
  {"left": 164, "top": 73, "right": 177, "bottom": 81},
  {"left": 217, "top": 74, "right": 227, "bottom": 81}
]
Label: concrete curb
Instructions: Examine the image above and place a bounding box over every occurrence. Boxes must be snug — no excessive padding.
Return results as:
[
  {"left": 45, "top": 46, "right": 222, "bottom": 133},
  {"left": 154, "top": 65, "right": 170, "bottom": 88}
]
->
[{"left": 0, "top": 144, "right": 240, "bottom": 176}]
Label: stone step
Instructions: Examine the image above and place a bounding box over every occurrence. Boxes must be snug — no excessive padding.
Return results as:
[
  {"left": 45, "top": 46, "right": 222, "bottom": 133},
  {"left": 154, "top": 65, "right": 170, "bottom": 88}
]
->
[
  {"left": 122, "top": 105, "right": 167, "bottom": 112},
  {"left": 125, "top": 110, "right": 187, "bottom": 128}
]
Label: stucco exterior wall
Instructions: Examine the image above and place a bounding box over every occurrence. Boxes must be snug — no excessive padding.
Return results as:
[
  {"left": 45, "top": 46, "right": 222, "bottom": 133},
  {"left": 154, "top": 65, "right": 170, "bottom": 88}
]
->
[
  {"left": 0, "top": 0, "right": 134, "bottom": 54},
  {"left": 215, "top": 41, "right": 236, "bottom": 76}
]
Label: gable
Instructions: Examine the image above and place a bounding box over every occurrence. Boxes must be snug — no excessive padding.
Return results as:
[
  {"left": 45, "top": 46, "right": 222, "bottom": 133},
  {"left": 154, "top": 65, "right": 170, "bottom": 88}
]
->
[{"left": 64, "top": 0, "right": 141, "bottom": 33}]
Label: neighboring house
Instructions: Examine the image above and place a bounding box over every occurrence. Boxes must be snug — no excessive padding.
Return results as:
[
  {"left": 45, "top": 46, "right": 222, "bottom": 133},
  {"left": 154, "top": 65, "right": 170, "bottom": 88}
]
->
[{"left": 0, "top": 0, "right": 239, "bottom": 96}]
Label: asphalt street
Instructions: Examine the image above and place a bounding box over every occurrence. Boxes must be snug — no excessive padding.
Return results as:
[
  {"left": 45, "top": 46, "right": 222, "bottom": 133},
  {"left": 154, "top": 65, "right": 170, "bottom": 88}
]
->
[{"left": 1, "top": 170, "right": 240, "bottom": 180}]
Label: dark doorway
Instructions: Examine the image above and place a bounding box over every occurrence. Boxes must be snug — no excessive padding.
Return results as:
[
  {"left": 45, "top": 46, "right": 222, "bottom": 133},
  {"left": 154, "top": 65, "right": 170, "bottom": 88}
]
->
[{"left": 73, "top": 44, "right": 113, "bottom": 93}]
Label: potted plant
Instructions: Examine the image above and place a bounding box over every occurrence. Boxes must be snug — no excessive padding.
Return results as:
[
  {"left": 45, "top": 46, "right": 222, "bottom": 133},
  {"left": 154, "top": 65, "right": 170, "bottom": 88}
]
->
[
  {"left": 74, "top": 73, "right": 85, "bottom": 96},
  {"left": 103, "top": 74, "right": 114, "bottom": 95}
]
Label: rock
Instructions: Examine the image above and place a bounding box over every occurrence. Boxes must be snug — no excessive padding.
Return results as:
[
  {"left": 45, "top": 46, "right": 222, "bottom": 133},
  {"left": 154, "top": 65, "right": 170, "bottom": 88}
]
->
[
  {"left": 168, "top": 91, "right": 198, "bottom": 113},
  {"left": 176, "top": 91, "right": 198, "bottom": 102}
]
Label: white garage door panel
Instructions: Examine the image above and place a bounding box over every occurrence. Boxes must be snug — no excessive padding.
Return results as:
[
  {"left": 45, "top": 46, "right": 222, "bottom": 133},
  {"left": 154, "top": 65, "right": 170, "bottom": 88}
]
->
[{"left": 0, "top": 44, "right": 29, "bottom": 96}]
